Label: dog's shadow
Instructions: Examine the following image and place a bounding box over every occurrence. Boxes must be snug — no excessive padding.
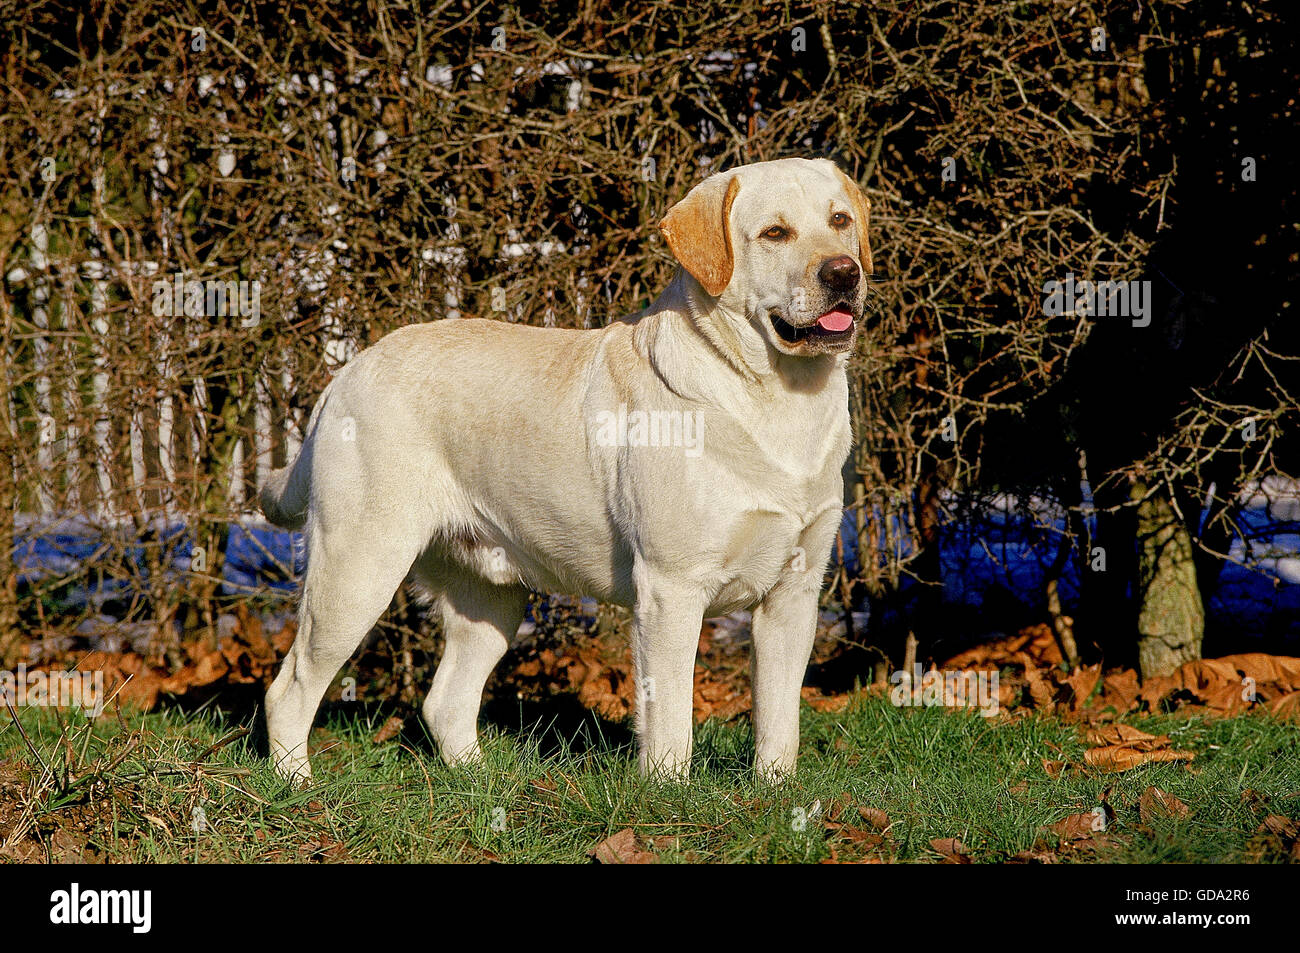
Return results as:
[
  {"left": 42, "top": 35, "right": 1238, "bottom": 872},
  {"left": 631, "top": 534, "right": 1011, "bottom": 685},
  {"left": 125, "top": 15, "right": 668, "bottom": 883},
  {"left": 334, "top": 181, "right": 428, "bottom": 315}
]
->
[
  {"left": 242, "top": 692, "right": 753, "bottom": 778},
  {"left": 479, "top": 693, "right": 637, "bottom": 761},
  {"left": 320, "top": 693, "right": 637, "bottom": 765}
]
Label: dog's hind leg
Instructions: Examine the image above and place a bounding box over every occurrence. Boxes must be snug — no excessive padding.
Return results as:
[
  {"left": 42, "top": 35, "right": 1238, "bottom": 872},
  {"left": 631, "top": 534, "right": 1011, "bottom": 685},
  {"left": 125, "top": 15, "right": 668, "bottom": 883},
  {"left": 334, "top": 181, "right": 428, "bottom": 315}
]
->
[
  {"left": 266, "top": 521, "right": 423, "bottom": 784},
  {"left": 420, "top": 572, "right": 528, "bottom": 765}
]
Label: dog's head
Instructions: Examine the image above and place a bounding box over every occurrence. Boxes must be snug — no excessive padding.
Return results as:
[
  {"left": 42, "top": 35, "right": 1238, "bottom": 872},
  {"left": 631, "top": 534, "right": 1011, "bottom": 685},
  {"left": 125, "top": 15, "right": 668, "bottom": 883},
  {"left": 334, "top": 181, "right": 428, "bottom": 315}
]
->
[{"left": 658, "top": 157, "right": 872, "bottom": 357}]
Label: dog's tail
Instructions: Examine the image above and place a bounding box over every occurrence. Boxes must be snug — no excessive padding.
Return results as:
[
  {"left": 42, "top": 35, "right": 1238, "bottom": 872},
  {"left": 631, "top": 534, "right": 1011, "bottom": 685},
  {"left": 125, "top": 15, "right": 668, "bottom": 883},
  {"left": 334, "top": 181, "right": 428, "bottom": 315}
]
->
[{"left": 258, "top": 381, "right": 333, "bottom": 530}]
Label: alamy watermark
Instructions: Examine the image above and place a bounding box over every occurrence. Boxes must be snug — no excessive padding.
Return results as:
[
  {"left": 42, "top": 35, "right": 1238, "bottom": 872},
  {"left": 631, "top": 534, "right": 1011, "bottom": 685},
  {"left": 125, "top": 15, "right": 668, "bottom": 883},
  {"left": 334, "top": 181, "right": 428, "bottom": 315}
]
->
[
  {"left": 50, "top": 883, "right": 151, "bottom": 933},
  {"left": 1, "top": 665, "right": 104, "bottom": 715},
  {"left": 1042, "top": 272, "right": 1151, "bottom": 327},
  {"left": 590, "top": 403, "right": 704, "bottom": 458},
  {"left": 890, "top": 666, "right": 1000, "bottom": 717}
]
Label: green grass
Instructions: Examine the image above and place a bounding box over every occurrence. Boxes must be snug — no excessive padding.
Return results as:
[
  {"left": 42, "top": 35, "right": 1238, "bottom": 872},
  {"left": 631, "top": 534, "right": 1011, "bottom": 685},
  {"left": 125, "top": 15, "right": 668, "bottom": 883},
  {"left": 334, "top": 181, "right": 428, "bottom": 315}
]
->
[{"left": 2, "top": 696, "right": 1297, "bottom": 863}]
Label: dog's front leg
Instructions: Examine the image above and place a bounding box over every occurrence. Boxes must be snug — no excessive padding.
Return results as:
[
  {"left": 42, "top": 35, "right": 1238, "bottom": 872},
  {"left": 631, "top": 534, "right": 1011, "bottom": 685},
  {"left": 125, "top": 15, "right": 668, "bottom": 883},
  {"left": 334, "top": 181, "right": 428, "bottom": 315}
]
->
[
  {"left": 750, "top": 577, "right": 821, "bottom": 783},
  {"left": 632, "top": 575, "right": 705, "bottom": 781}
]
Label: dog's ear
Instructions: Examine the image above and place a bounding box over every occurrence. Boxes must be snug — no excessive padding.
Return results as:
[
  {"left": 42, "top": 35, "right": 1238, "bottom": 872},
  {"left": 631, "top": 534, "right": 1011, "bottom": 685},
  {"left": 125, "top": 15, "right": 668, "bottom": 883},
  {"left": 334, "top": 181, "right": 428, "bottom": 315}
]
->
[
  {"left": 658, "top": 174, "right": 741, "bottom": 297},
  {"left": 833, "top": 165, "right": 873, "bottom": 276}
]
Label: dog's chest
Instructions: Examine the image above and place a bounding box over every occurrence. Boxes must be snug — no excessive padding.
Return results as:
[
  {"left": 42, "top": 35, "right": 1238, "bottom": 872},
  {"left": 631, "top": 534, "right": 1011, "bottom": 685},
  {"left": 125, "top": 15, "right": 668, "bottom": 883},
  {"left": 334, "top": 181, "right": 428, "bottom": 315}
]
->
[
  {"left": 702, "top": 476, "right": 839, "bottom": 612},
  {"left": 703, "top": 513, "right": 812, "bottom": 615},
  {"left": 695, "top": 409, "right": 848, "bottom": 611}
]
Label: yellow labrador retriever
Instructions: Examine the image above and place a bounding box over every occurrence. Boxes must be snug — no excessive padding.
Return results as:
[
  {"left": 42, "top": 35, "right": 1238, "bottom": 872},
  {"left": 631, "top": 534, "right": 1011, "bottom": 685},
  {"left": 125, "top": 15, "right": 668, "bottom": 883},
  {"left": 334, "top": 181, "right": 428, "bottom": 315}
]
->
[{"left": 260, "top": 157, "right": 871, "bottom": 783}]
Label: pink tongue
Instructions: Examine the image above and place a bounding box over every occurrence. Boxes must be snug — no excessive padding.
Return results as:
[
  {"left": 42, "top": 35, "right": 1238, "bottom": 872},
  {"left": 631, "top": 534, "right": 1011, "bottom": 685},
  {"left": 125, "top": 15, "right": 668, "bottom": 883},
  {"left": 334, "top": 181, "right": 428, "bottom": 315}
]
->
[{"left": 816, "top": 309, "right": 853, "bottom": 333}]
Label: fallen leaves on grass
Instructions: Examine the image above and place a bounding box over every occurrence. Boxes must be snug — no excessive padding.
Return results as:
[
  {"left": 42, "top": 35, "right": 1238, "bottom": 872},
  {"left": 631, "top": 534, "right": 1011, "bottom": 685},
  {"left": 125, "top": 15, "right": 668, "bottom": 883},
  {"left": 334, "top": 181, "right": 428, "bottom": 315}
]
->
[
  {"left": 509, "top": 633, "right": 754, "bottom": 723},
  {"left": 824, "top": 823, "right": 890, "bottom": 847},
  {"left": 1020, "top": 653, "right": 1056, "bottom": 710},
  {"left": 695, "top": 671, "right": 751, "bottom": 721},
  {"left": 1240, "top": 788, "right": 1270, "bottom": 809},
  {"left": 822, "top": 846, "right": 889, "bottom": 864},
  {"left": 930, "top": 837, "right": 971, "bottom": 863},
  {"left": 1050, "top": 812, "right": 1106, "bottom": 841},
  {"left": 820, "top": 798, "right": 894, "bottom": 862},
  {"left": 801, "top": 686, "right": 855, "bottom": 713},
  {"left": 1085, "top": 725, "right": 1170, "bottom": 750},
  {"left": 527, "top": 625, "right": 1300, "bottom": 728},
  {"left": 1033, "top": 795, "right": 1122, "bottom": 858},
  {"left": 511, "top": 645, "right": 636, "bottom": 721},
  {"left": 1063, "top": 664, "right": 1102, "bottom": 707},
  {"left": 1084, "top": 746, "right": 1195, "bottom": 773},
  {"left": 1138, "top": 654, "right": 1300, "bottom": 716},
  {"left": 824, "top": 818, "right": 891, "bottom": 854},
  {"left": 1042, "top": 758, "right": 1067, "bottom": 779},
  {"left": 857, "top": 806, "right": 891, "bottom": 830},
  {"left": 1247, "top": 814, "right": 1300, "bottom": 862},
  {"left": 1139, "top": 786, "right": 1191, "bottom": 823},
  {"left": 300, "top": 836, "right": 351, "bottom": 863},
  {"left": 589, "top": 828, "right": 657, "bottom": 864},
  {"left": 46, "top": 607, "right": 297, "bottom": 712},
  {"left": 943, "top": 626, "right": 1300, "bottom": 724},
  {"left": 1267, "top": 692, "right": 1300, "bottom": 720},
  {"left": 1009, "top": 846, "right": 1059, "bottom": 864},
  {"left": 372, "top": 716, "right": 404, "bottom": 744},
  {"left": 1102, "top": 669, "right": 1142, "bottom": 712},
  {"left": 1258, "top": 814, "right": 1298, "bottom": 839},
  {"left": 1024, "top": 723, "right": 1199, "bottom": 775},
  {"left": 945, "top": 624, "right": 1063, "bottom": 669}
]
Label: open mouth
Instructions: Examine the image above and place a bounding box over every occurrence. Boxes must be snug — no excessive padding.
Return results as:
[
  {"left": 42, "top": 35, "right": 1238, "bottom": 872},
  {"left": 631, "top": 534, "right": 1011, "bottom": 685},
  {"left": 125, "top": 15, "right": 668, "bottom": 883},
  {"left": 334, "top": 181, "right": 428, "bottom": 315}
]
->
[{"left": 771, "top": 304, "right": 857, "bottom": 346}]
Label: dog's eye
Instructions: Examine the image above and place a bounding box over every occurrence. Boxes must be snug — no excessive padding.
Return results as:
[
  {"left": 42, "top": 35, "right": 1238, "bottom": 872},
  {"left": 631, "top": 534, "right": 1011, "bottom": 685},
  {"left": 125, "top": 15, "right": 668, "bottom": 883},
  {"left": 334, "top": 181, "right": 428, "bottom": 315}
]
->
[
  {"left": 831, "top": 212, "right": 851, "bottom": 228},
  {"left": 761, "top": 225, "right": 789, "bottom": 241}
]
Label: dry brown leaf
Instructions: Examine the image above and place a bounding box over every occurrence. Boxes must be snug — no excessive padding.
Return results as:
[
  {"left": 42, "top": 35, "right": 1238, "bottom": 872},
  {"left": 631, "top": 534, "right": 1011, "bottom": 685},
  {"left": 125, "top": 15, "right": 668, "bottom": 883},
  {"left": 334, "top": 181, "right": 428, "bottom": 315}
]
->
[
  {"left": 1200, "top": 683, "right": 1250, "bottom": 713},
  {"left": 116, "top": 669, "right": 163, "bottom": 710},
  {"left": 589, "top": 828, "right": 657, "bottom": 864},
  {"left": 1064, "top": 664, "right": 1102, "bottom": 709},
  {"left": 1102, "top": 669, "right": 1141, "bottom": 712},
  {"left": 1042, "top": 758, "right": 1067, "bottom": 779},
  {"left": 234, "top": 604, "right": 276, "bottom": 662},
  {"left": 1240, "top": 788, "right": 1269, "bottom": 808},
  {"left": 191, "top": 650, "right": 229, "bottom": 687},
  {"left": 372, "top": 716, "right": 404, "bottom": 744},
  {"left": 1266, "top": 692, "right": 1300, "bottom": 720},
  {"left": 822, "top": 844, "right": 889, "bottom": 864},
  {"left": 160, "top": 664, "right": 196, "bottom": 694},
  {"left": 707, "top": 694, "right": 753, "bottom": 721},
  {"left": 825, "top": 823, "right": 889, "bottom": 849},
  {"left": 1137, "top": 674, "right": 1178, "bottom": 710},
  {"left": 1139, "top": 785, "right": 1191, "bottom": 822},
  {"left": 1085, "top": 724, "right": 1170, "bottom": 750},
  {"left": 1010, "top": 847, "right": 1059, "bottom": 864},
  {"left": 943, "top": 625, "right": 1060, "bottom": 669},
  {"left": 930, "top": 837, "right": 970, "bottom": 863},
  {"left": 1019, "top": 653, "right": 1055, "bottom": 710},
  {"left": 1049, "top": 812, "right": 1104, "bottom": 842},
  {"left": 801, "top": 686, "right": 852, "bottom": 712},
  {"left": 1084, "top": 745, "right": 1195, "bottom": 773},
  {"left": 1257, "top": 814, "right": 1299, "bottom": 840},
  {"left": 0, "top": 839, "right": 42, "bottom": 863},
  {"left": 1009, "top": 625, "right": 1065, "bottom": 666},
  {"left": 858, "top": 806, "right": 890, "bottom": 830}
]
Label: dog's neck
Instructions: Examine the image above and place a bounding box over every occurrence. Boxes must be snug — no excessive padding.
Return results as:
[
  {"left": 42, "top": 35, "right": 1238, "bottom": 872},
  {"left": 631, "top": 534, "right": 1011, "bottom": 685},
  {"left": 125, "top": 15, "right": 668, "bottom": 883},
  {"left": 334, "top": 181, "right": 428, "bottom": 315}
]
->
[{"left": 632, "top": 270, "right": 845, "bottom": 402}]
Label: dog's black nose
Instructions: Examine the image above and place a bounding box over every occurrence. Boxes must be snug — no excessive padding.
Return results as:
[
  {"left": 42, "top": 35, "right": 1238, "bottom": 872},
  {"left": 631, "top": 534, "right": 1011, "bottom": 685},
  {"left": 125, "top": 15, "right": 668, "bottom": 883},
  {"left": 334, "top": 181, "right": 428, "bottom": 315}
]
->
[{"left": 818, "top": 255, "right": 860, "bottom": 293}]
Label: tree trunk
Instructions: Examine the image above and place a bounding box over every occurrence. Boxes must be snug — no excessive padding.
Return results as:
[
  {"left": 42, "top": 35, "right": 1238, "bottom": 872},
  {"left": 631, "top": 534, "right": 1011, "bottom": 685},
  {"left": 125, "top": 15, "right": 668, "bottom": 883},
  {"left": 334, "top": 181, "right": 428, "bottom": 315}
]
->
[{"left": 1134, "top": 483, "right": 1204, "bottom": 678}]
